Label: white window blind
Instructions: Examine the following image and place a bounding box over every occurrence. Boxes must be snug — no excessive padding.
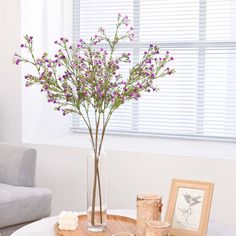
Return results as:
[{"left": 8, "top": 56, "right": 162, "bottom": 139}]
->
[{"left": 72, "top": 0, "right": 236, "bottom": 141}]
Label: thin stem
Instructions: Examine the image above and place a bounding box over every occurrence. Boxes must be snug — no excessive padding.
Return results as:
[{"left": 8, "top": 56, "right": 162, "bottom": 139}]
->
[
  {"left": 97, "top": 166, "right": 103, "bottom": 223},
  {"left": 95, "top": 112, "right": 103, "bottom": 223},
  {"left": 98, "top": 111, "right": 113, "bottom": 156},
  {"left": 91, "top": 157, "right": 98, "bottom": 225},
  {"left": 91, "top": 108, "right": 100, "bottom": 225},
  {"left": 91, "top": 108, "right": 106, "bottom": 226}
]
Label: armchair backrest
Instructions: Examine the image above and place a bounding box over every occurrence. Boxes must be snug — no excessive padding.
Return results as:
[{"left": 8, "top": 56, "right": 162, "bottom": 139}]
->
[{"left": 0, "top": 143, "right": 36, "bottom": 187}]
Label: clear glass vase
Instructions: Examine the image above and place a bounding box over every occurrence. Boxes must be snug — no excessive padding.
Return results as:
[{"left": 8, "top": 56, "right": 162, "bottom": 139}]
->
[{"left": 87, "top": 148, "right": 107, "bottom": 232}]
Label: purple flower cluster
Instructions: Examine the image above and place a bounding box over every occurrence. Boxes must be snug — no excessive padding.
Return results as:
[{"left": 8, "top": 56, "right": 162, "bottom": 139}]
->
[{"left": 13, "top": 14, "right": 175, "bottom": 117}]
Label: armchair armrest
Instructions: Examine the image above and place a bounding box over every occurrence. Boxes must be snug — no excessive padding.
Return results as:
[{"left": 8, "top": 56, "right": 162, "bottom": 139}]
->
[{"left": 0, "top": 142, "right": 36, "bottom": 187}]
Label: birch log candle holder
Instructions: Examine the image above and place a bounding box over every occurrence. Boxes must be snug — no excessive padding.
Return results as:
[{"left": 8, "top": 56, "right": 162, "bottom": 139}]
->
[{"left": 136, "top": 194, "right": 162, "bottom": 236}]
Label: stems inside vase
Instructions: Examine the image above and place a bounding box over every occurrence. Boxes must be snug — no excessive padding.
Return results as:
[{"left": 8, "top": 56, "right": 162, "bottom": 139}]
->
[{"left": 90, "top": 156, "right": 103, "bottom": 225}]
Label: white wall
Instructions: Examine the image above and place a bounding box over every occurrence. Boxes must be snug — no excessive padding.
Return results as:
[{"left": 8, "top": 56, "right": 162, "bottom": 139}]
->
[
  {"left": 31, "top": 143, "right": 236, "bottom": 228},
  {"left": 0, "top": 0, "right": 21, "bottom": 143}
]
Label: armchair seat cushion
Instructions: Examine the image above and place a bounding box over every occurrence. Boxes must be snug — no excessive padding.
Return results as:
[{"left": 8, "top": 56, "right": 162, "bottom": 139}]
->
[{"left": 0, "top": 183, "right": 52, "bottom": 228}]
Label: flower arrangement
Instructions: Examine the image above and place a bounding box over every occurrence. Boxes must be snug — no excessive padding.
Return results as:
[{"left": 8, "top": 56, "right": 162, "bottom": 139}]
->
[{"left": 13, "top": 14, "right": 175, "bottom": 230}]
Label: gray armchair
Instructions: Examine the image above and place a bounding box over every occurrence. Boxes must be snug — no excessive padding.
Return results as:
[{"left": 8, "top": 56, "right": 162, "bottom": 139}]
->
[{"left": 0, "top": 143, "right": 52, "bottom": 236}]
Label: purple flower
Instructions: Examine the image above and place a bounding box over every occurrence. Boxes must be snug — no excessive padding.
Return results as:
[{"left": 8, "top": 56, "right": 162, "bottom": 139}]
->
[{"left": 15, "top": 59, "right": 20, "bottom": 65}]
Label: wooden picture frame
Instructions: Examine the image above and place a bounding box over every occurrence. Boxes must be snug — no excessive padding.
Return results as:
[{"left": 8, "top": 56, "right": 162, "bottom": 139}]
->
[{"left": 165, "top": 179, "right": 214, "bottom": 236}]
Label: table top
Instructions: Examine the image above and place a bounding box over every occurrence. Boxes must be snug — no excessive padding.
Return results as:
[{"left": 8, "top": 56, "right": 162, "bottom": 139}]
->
[{"left": 11, "top": 209, "right": 235, "bottom": 236}]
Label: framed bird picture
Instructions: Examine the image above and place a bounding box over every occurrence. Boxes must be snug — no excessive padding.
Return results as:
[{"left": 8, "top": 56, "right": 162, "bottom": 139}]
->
[{"left": 165, "top": 179, "right": 214, "bottom": 236}]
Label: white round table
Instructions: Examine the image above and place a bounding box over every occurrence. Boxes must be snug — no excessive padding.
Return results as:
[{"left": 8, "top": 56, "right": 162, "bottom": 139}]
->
[{"left": 11, "top": 209, "right": 235, "bottom": 236}]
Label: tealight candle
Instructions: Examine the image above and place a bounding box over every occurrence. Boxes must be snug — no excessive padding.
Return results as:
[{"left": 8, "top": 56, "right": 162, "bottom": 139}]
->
[{"left": 145, "top": 221, "right": 171, "bottom": 236}]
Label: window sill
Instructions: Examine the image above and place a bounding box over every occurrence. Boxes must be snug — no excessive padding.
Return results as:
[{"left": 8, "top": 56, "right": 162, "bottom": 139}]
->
[{"left": 23, "top": 132, "right": 236, "bottom": 160}]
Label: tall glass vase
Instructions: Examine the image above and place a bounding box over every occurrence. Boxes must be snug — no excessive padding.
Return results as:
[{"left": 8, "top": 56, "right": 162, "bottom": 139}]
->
[{"left": 87, "top": 148, "right": 108, "bottom": 232}]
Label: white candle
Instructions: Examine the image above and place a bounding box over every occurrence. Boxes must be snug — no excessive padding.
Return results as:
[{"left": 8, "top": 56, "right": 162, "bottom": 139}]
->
[{"left": 58, "top": 211, "right": 79, "bottom": 231}]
